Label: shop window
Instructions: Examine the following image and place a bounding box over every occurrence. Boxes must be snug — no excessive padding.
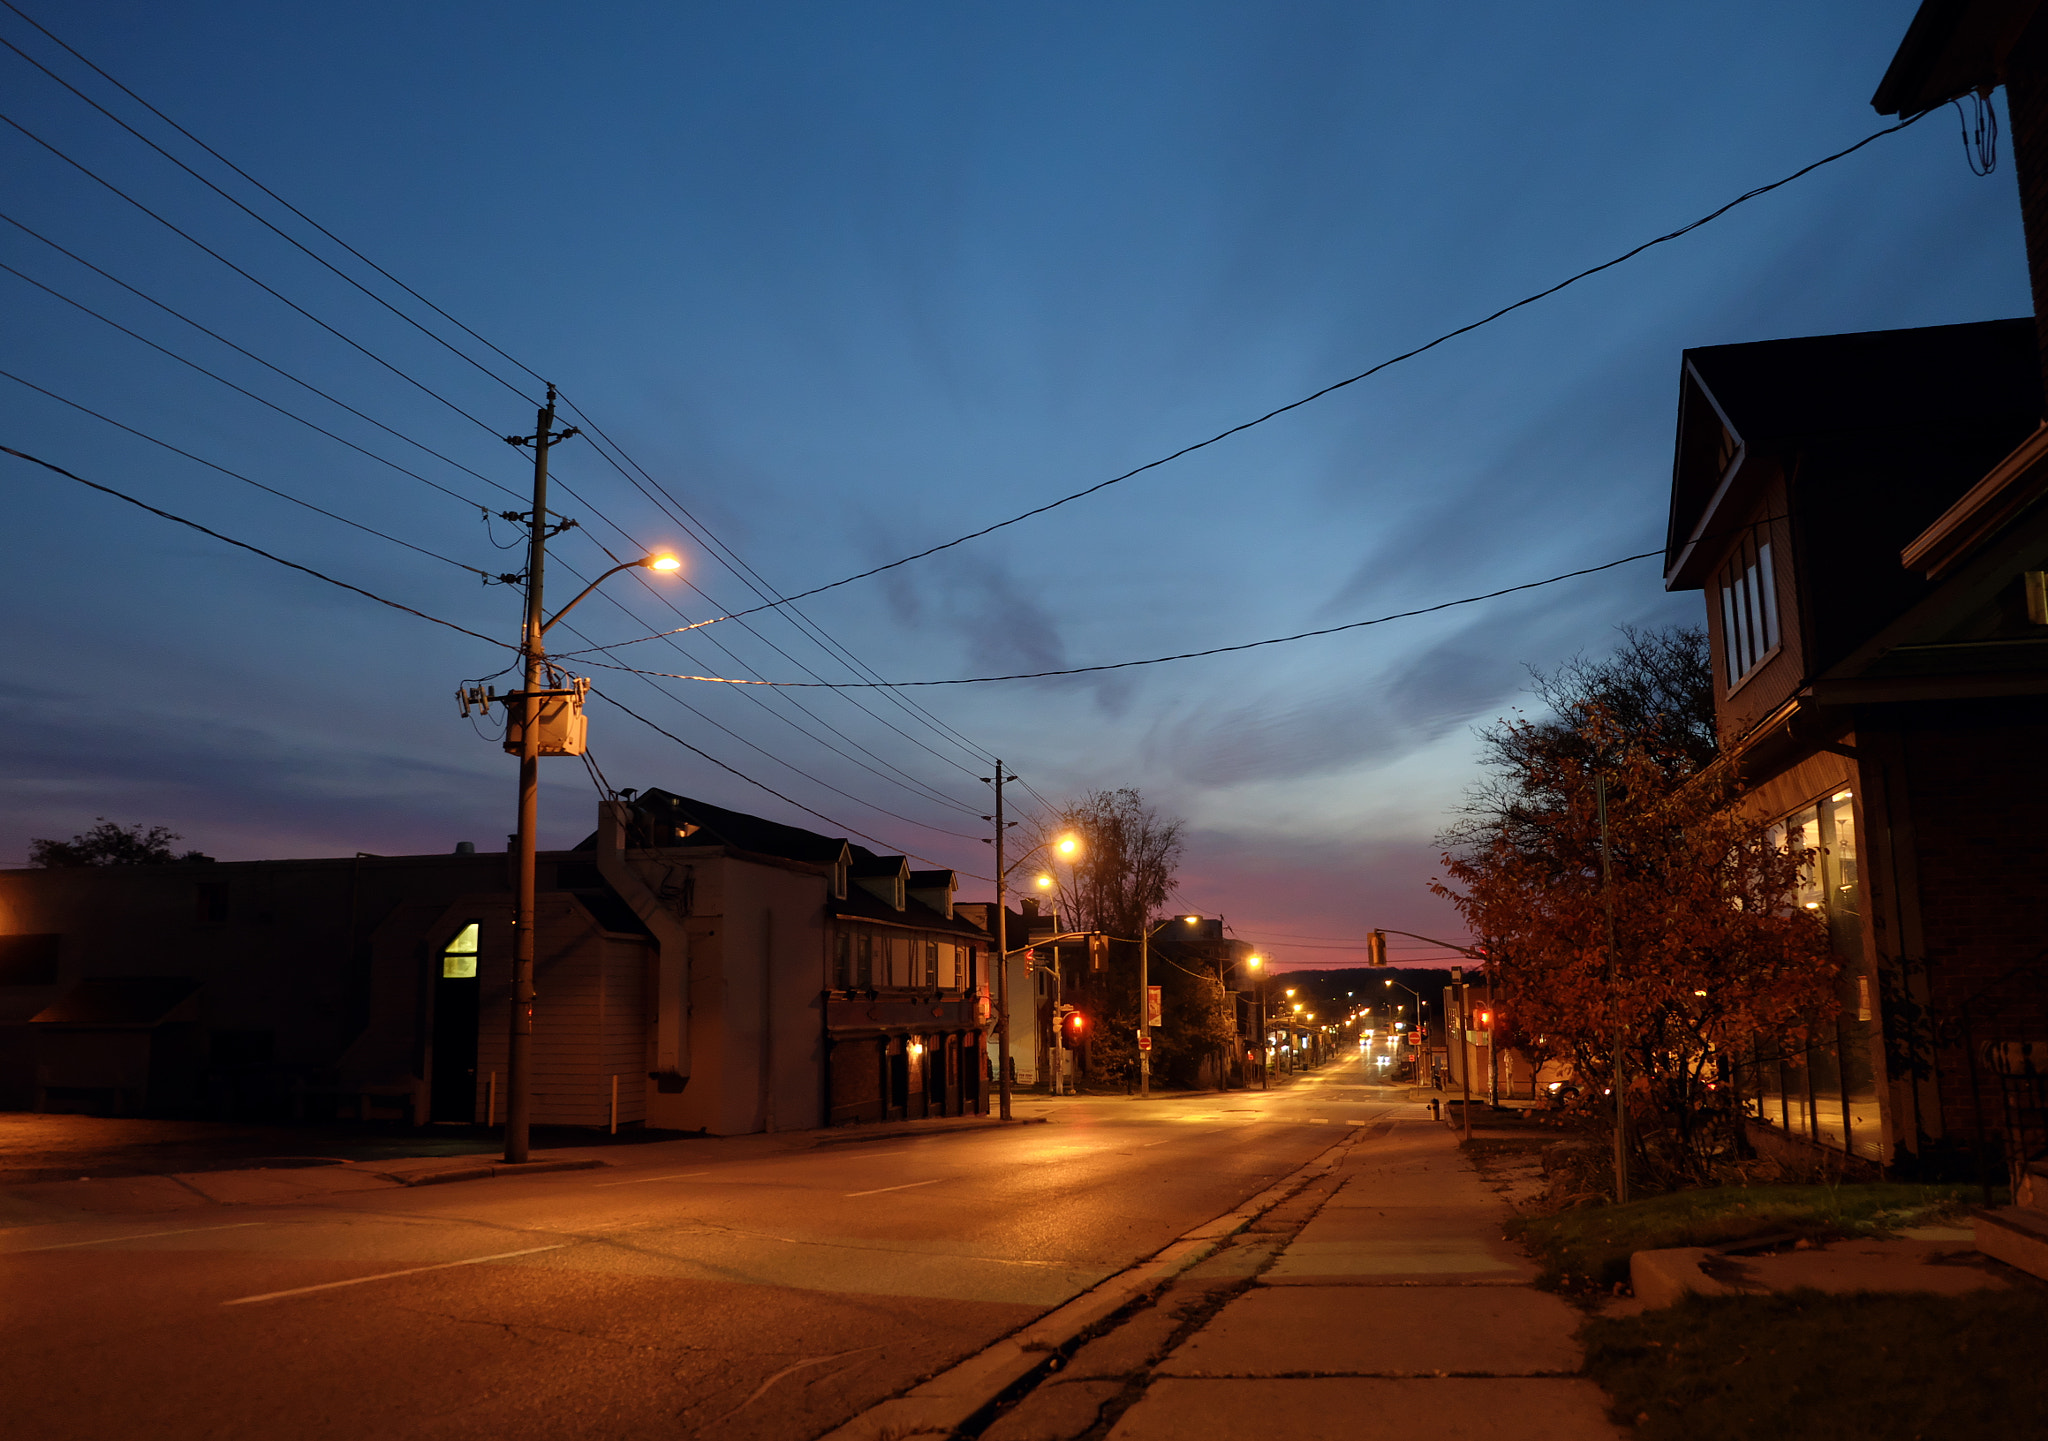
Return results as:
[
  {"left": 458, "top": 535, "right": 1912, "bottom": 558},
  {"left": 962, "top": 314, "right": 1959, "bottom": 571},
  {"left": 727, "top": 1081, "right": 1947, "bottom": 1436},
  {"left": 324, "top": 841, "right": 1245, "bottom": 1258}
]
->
[
  {"left": 442, "top": 922, "right": 481, "bottom": 979},
  {"left": 1718, "top": 533, "right": 1780, "bottom": 687}
]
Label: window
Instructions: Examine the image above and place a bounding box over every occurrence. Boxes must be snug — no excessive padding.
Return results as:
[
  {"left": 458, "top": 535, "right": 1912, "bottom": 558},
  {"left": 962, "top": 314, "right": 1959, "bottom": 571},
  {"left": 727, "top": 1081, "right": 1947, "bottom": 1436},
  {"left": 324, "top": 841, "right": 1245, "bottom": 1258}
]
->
[
  {"left": 442, "top": 922, "right": 481, "bottom": 979},
  {"left": 1717, "top": 533, "right": 1780, "bottom": 687},
  {"left": 834, "top": 930, "right": 852, "bottom": 989},
  {"left": 856, "top": 931, "right": 873, "bottom": 988},
  {"left": 925, "top": 940, "right": 939, "bottom": 987}
]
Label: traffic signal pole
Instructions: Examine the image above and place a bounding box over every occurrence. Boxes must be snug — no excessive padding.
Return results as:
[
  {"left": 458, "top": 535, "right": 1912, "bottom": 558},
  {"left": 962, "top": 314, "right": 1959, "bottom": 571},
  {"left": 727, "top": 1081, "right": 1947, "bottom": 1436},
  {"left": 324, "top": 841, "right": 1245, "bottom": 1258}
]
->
[
  {"left": 989, "top": 763, "right": 1013, "bottom": 1121},
  {"left": 1139, "top": 924, "right": 1151, "bottom": 1097}
]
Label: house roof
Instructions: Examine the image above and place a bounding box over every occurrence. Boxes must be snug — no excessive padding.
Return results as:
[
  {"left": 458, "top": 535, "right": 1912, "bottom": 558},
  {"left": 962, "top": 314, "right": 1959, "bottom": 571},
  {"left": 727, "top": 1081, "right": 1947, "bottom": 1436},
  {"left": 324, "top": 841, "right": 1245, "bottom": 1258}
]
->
[
  {"left": 1666, "top": 319, "right": 2040, "bottom": 586},
  {"left": 1872, "top": 0, "right": 2039, "bottom": 117},
  {"left": 31, "top": 976, "right": 201, "bottom": 1027},
  {"left": 582, "top": 789, "right": 852, "bottom": 868},
  {"left": 829, "top": 885, "right": 988, "bottom": 939}
]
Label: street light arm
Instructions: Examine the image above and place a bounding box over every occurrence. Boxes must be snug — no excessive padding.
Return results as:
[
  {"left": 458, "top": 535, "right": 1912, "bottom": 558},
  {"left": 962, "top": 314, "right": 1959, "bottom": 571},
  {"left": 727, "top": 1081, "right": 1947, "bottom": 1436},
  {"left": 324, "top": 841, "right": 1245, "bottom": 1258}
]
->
[{"left": 540, "top": 556, "right": 676, "bottom": 635}]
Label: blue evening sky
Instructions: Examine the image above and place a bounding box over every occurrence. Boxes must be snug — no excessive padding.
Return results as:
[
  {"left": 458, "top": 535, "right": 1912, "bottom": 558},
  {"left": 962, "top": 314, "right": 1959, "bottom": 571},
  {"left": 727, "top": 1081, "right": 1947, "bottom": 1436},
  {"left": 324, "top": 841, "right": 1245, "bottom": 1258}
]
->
[{"left": 0, "top": 2, "right": 2026, "bottom": 969}]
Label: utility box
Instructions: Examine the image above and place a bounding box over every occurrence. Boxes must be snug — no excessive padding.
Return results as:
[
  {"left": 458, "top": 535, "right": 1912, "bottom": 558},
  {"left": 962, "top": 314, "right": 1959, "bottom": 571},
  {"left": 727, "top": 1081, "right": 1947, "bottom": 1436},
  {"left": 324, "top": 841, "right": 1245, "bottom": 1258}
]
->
[{"left": 501, "top": 680, "right": 590, "bottom": 757}]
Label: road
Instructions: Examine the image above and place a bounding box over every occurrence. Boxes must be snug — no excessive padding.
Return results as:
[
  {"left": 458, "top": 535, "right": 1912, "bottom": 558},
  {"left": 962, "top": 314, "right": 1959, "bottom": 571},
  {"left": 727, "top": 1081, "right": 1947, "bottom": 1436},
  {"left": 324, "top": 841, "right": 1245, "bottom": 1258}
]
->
[{"left": 4, "top": 1069, "right": 1426, "bottom": 1440}]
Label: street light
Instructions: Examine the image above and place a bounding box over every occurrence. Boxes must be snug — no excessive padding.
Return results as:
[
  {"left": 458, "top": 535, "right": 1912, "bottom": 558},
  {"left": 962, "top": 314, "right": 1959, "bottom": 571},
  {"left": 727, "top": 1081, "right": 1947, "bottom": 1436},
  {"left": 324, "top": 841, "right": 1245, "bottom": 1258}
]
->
[
  {"left": 498, "top": 489, "right": 684, "bottom": 1163},
  {"left": 991, "top": 829, "right": 1081, "bottom": 1107}
]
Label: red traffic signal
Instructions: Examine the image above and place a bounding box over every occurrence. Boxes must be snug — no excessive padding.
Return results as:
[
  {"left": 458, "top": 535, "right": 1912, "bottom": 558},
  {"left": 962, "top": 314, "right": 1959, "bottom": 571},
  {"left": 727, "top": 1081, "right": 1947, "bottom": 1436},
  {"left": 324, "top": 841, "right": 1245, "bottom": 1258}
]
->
[
  {"left": 1061, "top": 1007, "right": 1087, "bottom": 1042},
  {"left": 1473, "top": 1007, "right": 1493, "bottom": 1029}
]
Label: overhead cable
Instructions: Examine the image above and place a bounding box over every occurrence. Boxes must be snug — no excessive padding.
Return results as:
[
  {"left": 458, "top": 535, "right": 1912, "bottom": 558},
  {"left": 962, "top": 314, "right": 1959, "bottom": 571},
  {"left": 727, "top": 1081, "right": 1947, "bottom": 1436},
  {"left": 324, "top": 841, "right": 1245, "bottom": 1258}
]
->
[
  {"left": 2, "top": 444, "right": 511, "bottom": 646},
  {"left": 559, "top": 109, "right": 1930, "bottom": 640},
  {"left": 572, "top": 549, "right": 1663, "bottom": 688}
]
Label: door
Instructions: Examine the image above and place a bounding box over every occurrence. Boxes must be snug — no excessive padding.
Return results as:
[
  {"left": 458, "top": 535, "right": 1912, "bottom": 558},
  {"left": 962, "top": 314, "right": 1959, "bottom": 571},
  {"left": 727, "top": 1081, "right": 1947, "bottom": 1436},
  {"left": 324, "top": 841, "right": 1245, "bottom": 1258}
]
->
[{"left": 430, "top": 922, "right": 482, "bottom": 1121}]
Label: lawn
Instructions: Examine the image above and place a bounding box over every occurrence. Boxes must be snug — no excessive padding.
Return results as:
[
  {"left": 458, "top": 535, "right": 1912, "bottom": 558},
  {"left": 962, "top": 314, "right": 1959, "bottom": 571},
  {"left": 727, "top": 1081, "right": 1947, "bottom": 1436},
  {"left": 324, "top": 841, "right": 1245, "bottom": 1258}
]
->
[
  {"left": 1507, "top": 1181, "right": 1977, "bottom": 1290},
  {"left": 1583, "top": 1289, "right": 2048, "bottom": 1441}
]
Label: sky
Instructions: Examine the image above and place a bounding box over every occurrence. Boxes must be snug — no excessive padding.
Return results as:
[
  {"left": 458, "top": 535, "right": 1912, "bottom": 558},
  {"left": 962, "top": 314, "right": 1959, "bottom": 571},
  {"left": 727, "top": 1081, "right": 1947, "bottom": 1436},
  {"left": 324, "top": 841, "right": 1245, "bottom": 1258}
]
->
[{"left": 0, "top": 1, "right": 2030, "bottom": 971}]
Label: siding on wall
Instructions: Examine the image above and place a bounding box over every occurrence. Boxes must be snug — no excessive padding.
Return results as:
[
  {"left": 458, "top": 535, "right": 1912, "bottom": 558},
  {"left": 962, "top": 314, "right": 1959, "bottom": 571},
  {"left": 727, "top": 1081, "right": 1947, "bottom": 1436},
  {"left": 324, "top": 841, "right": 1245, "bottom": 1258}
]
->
[{"left": 1708, "top": 467, "right": 1803, "bottom": 748}]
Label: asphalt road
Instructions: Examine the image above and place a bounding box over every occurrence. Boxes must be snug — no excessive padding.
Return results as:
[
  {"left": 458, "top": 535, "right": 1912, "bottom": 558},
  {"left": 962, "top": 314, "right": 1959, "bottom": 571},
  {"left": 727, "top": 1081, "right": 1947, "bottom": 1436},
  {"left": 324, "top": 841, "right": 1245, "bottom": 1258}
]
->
[{"left": 4, "top": 1069, "right": 1427, "bottom": 1441}]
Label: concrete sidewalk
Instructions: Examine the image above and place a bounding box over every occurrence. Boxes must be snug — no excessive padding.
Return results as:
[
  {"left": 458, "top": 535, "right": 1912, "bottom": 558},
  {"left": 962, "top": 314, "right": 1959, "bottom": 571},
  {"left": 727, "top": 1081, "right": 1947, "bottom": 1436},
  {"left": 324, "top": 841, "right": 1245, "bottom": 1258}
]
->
[{"left": 993, "top": 1118, "right": 1621, "bottom": 1441}]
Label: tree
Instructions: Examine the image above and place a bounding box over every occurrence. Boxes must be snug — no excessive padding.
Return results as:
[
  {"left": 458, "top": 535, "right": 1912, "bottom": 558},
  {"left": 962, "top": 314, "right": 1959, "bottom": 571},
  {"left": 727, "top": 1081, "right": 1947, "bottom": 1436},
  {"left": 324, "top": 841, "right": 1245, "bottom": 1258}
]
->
[
  {"left": 1435, "top": 628, "right": 1835, "bottom": 1188},
  {"left": 29, "top": 819, "right": 213, "bottom": 867},
  {"left": 1026, "top": 788, "right": 1183, "bottom": 939},
  {"left": 1023, "top": 789, "right": 1190, "bottom": 1087}
]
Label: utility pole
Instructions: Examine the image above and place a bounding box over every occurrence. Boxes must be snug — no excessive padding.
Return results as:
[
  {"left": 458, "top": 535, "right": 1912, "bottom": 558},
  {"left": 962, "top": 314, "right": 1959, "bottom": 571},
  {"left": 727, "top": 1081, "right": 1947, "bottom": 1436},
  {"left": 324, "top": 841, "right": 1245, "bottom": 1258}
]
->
[
  {"left": 1598, "top": 774, "right": 1627, "bottom": 1204},
  {"left": 985, "top": 762, "right": 1016, "bottom": 1121},
  {"left": 504, "top": 386, "right": 577, "bottom": 1165},
  {"left": 1139, "top": 922, "right": 1152, "bottom": 1097}
]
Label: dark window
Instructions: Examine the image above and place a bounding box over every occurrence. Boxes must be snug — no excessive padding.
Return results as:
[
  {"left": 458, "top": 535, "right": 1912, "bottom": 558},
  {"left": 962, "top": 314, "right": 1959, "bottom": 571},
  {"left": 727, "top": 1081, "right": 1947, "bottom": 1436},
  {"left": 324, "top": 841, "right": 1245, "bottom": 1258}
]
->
[
  {"left": 195, "top": 882, "right": 229, "bottom": 925},
  {"left": 834, "top": 930, "right": 852, "bottom": 989},
  {"left": 0, "top": 933, "right": 60, "bottom": 985},
  {"left": 209, "top": 1029, "right": 274, "bottom": 1066},
  {"left": 856, "top": 932, "right": 873, "bottom": 988}
]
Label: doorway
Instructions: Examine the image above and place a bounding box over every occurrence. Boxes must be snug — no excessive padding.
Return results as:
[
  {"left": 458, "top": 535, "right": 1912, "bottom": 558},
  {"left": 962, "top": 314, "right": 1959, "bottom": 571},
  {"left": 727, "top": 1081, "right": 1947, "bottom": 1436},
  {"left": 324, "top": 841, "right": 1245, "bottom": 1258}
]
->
[{"left": 430, "top": 922, "right": 482, "bottom": 1121}]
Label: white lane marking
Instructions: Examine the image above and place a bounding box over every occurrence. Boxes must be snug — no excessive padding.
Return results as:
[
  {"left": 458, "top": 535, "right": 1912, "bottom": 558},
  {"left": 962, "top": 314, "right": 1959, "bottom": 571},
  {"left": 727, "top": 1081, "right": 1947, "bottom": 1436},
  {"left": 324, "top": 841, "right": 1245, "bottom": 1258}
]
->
[
  {"left": 1139, "top": 1126, "right": 1227, "bottom": 1148},
  {"left": 1308, "top": 1118, "right": 1331, "bottom": 1124},
  {"left": 221, "top": 1244, "right": 565, "bottom": 1306},
  {"left": 591, "top": 1171, "right": 712, "bottom": 1187},
  {"left": 843, "top": 1178, "right": 942, "bottom": 1198},
  {"left": 10, "top": 1222, "right": 267, "bottom": 1254},
  {"left": 1347, "top": 1119, "right": 1366, "bottom": 1126}
]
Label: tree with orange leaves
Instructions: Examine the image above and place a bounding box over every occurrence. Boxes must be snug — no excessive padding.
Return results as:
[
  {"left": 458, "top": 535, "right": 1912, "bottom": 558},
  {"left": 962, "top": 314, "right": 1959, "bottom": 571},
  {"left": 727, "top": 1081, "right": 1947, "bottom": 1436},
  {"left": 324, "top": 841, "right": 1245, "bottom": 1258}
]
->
[{"left": 1435, "top": 631, "right": 1834, "bottom": 1187}]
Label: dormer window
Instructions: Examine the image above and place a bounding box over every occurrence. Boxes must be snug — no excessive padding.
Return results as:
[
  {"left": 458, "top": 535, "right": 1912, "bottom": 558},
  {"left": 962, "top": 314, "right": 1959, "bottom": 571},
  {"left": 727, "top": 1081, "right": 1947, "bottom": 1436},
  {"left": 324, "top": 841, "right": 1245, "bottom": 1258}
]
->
[{"left": 1718, "top": 533, "right": 1780, "bottom": 688}]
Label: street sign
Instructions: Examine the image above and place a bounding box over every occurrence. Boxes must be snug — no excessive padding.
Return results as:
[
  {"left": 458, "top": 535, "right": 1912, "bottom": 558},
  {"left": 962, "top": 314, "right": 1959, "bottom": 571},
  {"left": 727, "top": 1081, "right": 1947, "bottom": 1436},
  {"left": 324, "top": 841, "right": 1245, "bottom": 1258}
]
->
[
  {"left": 1137, "top": 1035, "right": 1152, "bottom": 1051},
  {"left": 1146, "top": 985, "right": 1162, "bottom": 1027}
]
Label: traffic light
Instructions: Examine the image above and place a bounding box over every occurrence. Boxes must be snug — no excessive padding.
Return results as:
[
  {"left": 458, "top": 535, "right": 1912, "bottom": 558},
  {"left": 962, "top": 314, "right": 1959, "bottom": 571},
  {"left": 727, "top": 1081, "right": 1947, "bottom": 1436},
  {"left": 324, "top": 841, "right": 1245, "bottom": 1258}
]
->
[
  {"left": 1060, "top": 1006, "right": 1087, "bottom": 1046},
  {"left": 1367, "top": 930, "right": 1387, "bottom": 967},
  {"left": 1473, "top": 1006, "right": 1493, "bottom": 1030},
  {"left": 1087, "top": 932, "right": 1109, "bottom": 971}
]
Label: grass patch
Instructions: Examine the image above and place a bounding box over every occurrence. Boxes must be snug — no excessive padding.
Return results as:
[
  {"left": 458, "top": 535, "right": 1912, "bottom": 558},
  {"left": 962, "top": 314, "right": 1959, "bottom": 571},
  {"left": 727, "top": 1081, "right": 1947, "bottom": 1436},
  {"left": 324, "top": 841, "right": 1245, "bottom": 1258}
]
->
[
  {"left": 1507, "top": 1182, "right": 1975, "bottom": 1291},
  {"left": 1584, "top": 1289, "right": 2048, "bottom": 1440}
]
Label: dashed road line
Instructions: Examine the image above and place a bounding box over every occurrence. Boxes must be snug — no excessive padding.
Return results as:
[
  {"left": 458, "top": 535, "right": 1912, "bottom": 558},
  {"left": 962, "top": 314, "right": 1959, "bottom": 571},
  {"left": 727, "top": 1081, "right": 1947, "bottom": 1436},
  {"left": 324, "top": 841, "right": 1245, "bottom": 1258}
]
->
[
  {"left": 10, "top": 1222, "right": 267, "bottom": 1255},
  {"left": 844, "top": 1178, "right": 942, "bottom": 1198},
  {"left": 222, "top": 1244, "right": 566, "bottom": 1306}
]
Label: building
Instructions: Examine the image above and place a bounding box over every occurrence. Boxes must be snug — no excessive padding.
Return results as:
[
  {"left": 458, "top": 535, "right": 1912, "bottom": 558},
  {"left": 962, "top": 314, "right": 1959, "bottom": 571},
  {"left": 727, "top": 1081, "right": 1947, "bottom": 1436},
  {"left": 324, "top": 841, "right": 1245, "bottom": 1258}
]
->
[{"left": 0, "top": 790, "right": 991, "bottom": 1133}]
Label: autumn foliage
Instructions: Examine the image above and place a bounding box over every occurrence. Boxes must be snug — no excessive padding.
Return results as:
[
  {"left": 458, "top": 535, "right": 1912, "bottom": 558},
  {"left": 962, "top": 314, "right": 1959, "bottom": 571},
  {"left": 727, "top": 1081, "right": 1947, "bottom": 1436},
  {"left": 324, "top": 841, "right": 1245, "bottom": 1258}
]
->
[{"left": 1435, "top": 630, "right": 1836, "bottom": 1187}]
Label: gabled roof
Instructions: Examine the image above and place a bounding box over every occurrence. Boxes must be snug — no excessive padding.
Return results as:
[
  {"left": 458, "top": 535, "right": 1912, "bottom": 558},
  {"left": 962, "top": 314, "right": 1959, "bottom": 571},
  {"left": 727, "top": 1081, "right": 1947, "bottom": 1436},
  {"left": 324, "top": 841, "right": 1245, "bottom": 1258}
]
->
[{"left": 1665, "top": 319, "right": 2039, "bottom": 587}]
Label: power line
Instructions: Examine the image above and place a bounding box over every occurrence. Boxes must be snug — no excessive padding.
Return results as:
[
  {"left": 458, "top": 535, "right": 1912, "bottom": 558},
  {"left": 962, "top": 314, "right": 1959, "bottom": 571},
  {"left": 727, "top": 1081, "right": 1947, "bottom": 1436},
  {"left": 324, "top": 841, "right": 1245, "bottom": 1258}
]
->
[
  {"left": 590, "top": 685, "right": 991, "bottom": 880},
  {"left": 573, "top": 549, "right": 1663, "bottom": 687},
  {"left": 0, "top": 18, "right": 533, "bottom": 402},
  {"left": 0, "top": 0, "right": 550, "bottom": 389},
  {"left": 0, "top": 209, "right": 525, "bottom": 503},
  {"left": 4, "top": 440, "right": 983, "bottom": 870},
  {"left": 0, "top": 108, "right": 510, "bottom": 442},
  {"left": 0, "top": 253, "right": 513, "bottom": 516},
  {"left": 555, "top": 110, "right": 1930, "bottom": 634},
  {"left": 2, "top": 444, "right": 510, "bottom": 646},
  {"left": 0, "top": 371, "right": 497, "bottom": 579}
]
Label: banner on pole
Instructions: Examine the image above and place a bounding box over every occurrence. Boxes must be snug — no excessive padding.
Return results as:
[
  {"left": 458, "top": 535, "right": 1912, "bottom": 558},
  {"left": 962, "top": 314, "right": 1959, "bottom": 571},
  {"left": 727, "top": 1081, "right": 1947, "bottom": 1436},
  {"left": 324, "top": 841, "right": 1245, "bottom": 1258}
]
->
[{"left": 1146, "top": 985, "right": 1163, "bottom": 1027}]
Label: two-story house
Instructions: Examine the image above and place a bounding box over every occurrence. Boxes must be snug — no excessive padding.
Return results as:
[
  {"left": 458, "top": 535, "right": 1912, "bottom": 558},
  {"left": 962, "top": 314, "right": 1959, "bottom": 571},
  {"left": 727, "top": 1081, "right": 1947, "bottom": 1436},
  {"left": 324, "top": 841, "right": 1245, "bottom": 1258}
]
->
[{"left": 1664, "top": 316, "right": 2048, "bottom": 1178}]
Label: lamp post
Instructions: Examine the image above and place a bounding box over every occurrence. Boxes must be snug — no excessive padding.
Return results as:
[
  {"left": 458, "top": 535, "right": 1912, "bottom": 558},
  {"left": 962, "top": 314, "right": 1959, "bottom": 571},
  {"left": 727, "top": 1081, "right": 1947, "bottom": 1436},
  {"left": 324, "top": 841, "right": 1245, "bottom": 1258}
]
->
[
  {"left": 499, "top": 389, "right": 679, "bottom": 1166},
  {"left": 1133, "top": 913, "right": 1201, "bottom": 1097},
  {"left": 1247, "top": 955, "right": 1266, "bottom": 1090}
]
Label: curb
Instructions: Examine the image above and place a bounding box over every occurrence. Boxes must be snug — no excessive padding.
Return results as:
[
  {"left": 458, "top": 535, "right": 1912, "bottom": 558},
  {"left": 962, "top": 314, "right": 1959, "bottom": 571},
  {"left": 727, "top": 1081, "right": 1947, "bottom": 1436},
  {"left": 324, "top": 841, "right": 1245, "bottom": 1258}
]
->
[
  {"left": 379, "top": 1158, "right": 605, "bottom": 1187},
  {"left": 807, "top": 1116, "right": 1049, "bottom": 1148},
  {"left": 817, "top": 1118, "right": 1375, "bottom": 1440}
]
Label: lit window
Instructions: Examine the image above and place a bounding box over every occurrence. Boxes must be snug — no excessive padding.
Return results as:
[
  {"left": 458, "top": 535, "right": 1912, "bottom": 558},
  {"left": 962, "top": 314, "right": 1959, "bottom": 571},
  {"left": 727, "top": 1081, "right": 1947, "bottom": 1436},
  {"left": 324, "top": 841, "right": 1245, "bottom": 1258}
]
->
[
  {"left": 1718, "top": 532, "right": 1780, "bottom": 687},
  {"left": 442, "top": 922, "right": 480, "bottom": 979}
]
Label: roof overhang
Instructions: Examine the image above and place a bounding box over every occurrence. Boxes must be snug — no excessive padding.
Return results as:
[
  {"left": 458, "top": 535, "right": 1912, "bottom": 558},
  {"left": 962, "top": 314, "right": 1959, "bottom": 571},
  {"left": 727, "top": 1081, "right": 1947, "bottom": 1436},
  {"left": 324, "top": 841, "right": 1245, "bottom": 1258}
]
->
[{"left": 1873, "top": 0, "right": 2042, "bottom": 116}]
